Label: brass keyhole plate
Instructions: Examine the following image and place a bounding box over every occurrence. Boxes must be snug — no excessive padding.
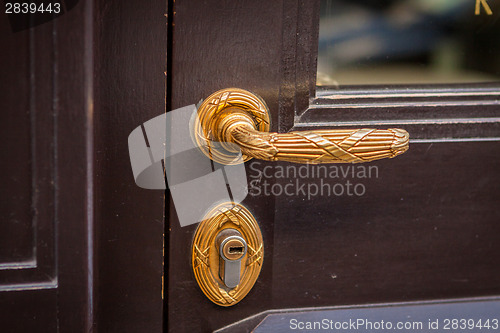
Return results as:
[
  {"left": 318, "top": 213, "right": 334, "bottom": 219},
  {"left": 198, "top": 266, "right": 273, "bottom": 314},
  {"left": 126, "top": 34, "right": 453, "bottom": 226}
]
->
[{"left": 191, "top": 202, "right": 264, "bottom": 307}]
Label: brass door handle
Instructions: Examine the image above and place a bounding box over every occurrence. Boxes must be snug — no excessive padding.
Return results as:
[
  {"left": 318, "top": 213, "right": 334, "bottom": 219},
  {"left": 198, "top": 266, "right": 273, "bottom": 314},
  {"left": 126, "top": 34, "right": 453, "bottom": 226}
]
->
[{"left": 194, "top": 88, "right": 409, "bottom": 164}]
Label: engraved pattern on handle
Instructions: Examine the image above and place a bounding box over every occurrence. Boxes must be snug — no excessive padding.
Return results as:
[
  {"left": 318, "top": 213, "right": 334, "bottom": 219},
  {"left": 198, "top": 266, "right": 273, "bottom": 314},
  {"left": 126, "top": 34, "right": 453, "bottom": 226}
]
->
[
  {"left": 194, "top": 88, "right": 409, "bottom": 164},
  {"left": 230, "top": 126, "right": 408, "bottom": 163}
]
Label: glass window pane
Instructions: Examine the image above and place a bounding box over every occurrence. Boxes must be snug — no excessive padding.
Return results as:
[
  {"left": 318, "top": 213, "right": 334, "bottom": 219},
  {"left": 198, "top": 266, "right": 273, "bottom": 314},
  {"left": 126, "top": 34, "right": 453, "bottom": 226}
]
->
[{"left": 318, "top": 0, "right": 500, "bottom": 85}]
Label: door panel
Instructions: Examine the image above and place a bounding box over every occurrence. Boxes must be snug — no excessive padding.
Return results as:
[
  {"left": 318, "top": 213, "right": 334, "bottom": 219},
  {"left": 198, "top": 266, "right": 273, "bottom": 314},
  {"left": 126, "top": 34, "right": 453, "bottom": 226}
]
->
[
  {"left": 167, "top": 0, "right": 500, "bottom": 332},
  {"left": 0, "top": 10, "right": 56, "bottom": 291},
  {"left": 0, "top": 0, "right": 166, "bottom": 331},
  {"left": 0, "top": 1, "right": 92, "bottom": 331},
  {"left": 93, "top": 0, "right": 166, "bottom": 330},
  {"left": 272, "top": 141, "right": 500, "bottom": 306},
  {"left": 167, "top": 0, "right": 318, "bottom": 331}
]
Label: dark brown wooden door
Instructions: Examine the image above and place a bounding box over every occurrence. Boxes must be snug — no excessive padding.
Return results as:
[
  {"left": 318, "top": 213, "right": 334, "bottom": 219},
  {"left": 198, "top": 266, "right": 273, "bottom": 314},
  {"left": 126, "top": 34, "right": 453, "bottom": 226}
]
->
[
  {"left": 1, "top": 2, "right": 93, "bottom": 331},
  {"left": 1, "top": 0, "right": 165, "bottom": 331},
  {"left": 166, "top": 1, "right": 319, "bottom": 331},
  {"left": 166, "top": 0, "right": 500, "bottom": 332},
  {"left": 2, "top": 0, "right": 499, "bottom": 332}
]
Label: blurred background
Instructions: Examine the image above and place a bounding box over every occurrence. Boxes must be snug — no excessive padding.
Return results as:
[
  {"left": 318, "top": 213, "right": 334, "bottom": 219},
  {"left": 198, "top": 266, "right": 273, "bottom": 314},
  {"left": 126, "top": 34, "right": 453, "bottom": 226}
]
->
[{"left": 317, "top": 0, "right": 500, "bottom": 85}]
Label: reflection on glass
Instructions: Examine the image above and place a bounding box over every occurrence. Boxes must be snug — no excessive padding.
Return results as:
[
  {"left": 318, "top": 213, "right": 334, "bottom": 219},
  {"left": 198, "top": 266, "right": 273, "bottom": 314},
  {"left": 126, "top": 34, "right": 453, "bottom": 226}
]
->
[{"left": 318, "top": 0, "right": 500, "bottom": 85}]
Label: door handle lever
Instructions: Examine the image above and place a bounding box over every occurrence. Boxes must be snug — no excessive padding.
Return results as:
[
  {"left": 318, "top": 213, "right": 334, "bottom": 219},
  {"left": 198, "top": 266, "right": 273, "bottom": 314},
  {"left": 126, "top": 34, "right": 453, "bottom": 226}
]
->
[{"left": 193, "top": 88, "right": 409, "bottom": 164}]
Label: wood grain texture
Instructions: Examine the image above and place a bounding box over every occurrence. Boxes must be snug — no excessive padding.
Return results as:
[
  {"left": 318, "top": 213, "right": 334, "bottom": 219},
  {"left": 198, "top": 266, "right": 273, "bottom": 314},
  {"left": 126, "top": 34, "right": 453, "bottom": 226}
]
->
[
  {"left": 0, "top": 5, "right": 59, "bottom": 332},
  {"left": 0, "top": 16, "right": 33, "bottom": 268},
  {"left": 0, "top": 290, "right": 57, "bottom": 332},
  {"left": 166, "top": 1, "right": 500, "bottom": 332},
  {"left": 298, "top": 86, "right": 500, "bottom": 140},
  {"left": 55, "top": 0, "right": 94, "bottom": 330},
  {"left": 0, "top": 0, "right": 94, "bottom": 331},
  {"left": 167, "top": 0, "right": 319, "bottom": 331},
  {"left": 93, "top": 0, "right": 166, "bottom": 331},
  {"left": 1, "top": 0, "right": 167, "bottom": 331},
  {"left": 272, "top": 141, "right": 500, "bottom": 306}
]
